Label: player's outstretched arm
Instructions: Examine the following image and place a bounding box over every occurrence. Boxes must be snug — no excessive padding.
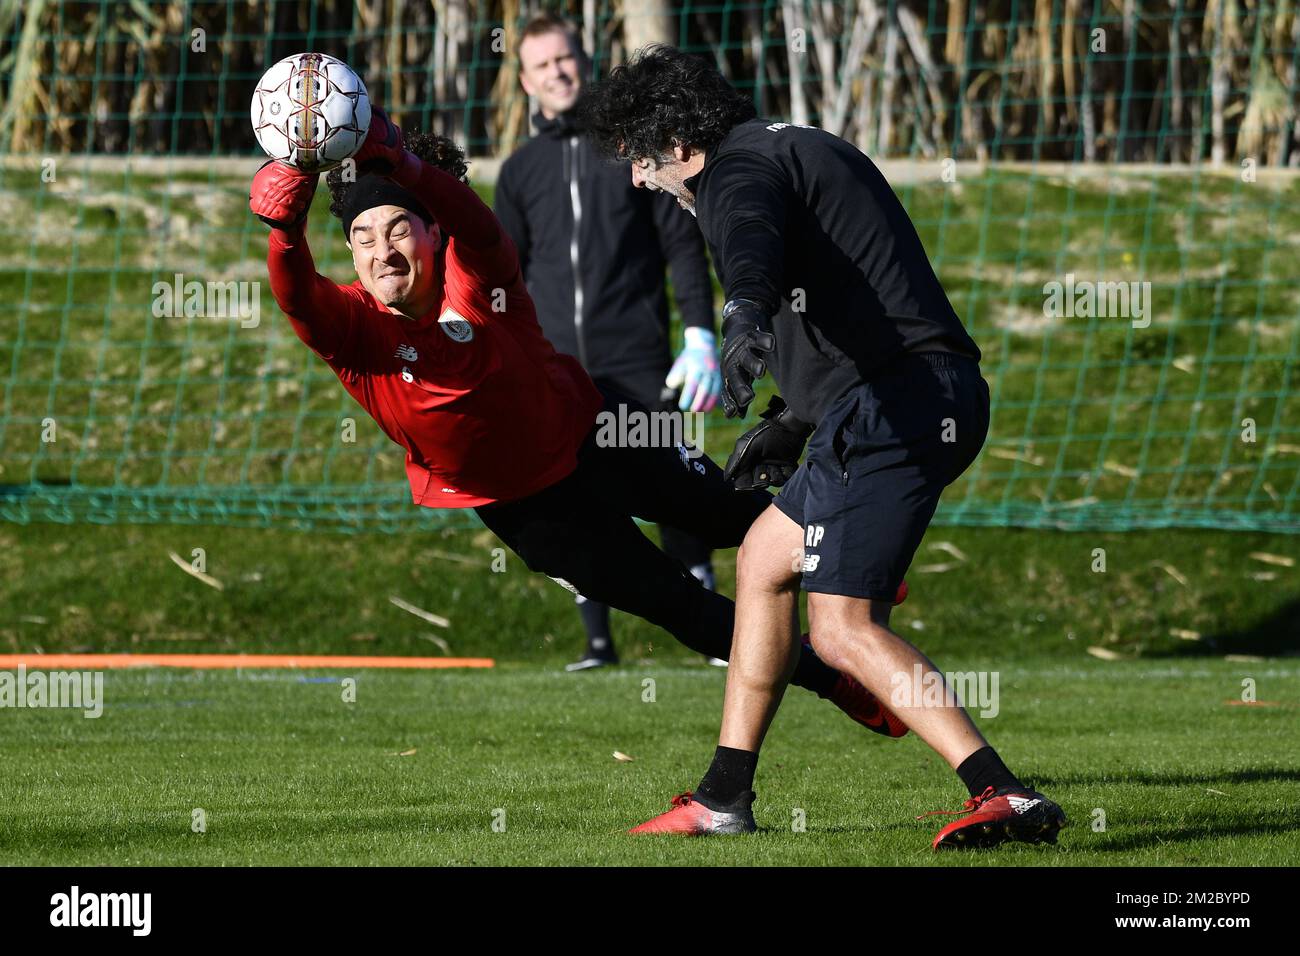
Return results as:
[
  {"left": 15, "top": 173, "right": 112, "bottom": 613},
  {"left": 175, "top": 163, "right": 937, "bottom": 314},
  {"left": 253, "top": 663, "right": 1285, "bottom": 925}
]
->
[
  {"left": 706, "top": 150, "right": 789, "bottom": 317},
  {"left": 251, "top": 160, "right": 362, "bottom": 361},
  {"left": 353, "top": 107, "right": 519, "bottom": 285},
  {"left": 704, "top": 151, "right": 790, "bottom": 417}
]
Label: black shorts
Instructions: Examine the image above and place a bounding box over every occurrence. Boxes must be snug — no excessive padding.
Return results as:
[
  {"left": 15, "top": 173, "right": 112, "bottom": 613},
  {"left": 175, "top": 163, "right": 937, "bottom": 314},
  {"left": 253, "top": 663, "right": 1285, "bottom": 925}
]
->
[{"left": 773, "top": 352, "right": 989, "bottom": 600}]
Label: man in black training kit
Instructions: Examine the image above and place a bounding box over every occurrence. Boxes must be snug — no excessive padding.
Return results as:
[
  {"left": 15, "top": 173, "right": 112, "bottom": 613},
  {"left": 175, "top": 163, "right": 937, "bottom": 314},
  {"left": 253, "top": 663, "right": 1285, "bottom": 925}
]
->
[
  {"left": 578, "top": 46, "right": 1066, "bottom": 849},
  {"left": 496, "top": 13, "right": 724, "bottom": 671}
]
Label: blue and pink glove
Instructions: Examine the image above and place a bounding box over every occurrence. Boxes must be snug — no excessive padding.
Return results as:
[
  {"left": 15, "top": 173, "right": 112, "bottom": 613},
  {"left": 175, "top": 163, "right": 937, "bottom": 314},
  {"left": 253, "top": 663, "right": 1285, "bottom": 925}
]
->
[{"left": 665, "top": 326, "right": 722, "bottom": 413}]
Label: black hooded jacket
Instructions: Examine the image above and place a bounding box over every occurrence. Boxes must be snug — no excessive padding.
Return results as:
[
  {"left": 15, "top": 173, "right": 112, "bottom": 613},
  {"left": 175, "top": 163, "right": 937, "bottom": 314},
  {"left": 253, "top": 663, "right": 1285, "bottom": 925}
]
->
[{"left": 494, "top": 110, "right": 715, "bottom": 385}]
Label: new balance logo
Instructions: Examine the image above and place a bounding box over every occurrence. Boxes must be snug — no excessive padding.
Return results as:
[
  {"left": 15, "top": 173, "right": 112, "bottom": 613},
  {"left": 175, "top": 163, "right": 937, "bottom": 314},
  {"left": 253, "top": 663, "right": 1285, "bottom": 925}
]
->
[
  {"left": 395, "top": 344, "right": 418, "bottom": 361},
  {"left": 801, "top": 525, "right": 824, "bottom": 573},
  {"left": 1008, "top": 795, "right": 1042, "bottom": 815}
]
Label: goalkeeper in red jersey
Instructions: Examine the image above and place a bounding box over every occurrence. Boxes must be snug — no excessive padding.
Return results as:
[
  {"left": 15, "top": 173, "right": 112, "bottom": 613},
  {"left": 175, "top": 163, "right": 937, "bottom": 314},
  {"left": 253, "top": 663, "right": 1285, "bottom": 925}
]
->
[{"left": 249, "top": 107, "right": 909, "bottom": 734}]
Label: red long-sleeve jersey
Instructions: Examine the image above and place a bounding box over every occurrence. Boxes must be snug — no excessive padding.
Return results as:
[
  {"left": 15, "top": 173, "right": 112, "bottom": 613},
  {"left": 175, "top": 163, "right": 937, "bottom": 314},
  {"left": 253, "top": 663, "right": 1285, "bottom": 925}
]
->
[{"left": 266, "top": 160, "right": 603, "bottom": 508}]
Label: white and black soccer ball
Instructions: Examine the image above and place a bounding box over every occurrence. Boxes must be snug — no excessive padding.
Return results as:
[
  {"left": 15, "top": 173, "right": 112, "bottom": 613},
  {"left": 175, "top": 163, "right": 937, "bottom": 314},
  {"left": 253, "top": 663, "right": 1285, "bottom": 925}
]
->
[{"left": 250, "top": 53, "right": 371, "bottom": 172}]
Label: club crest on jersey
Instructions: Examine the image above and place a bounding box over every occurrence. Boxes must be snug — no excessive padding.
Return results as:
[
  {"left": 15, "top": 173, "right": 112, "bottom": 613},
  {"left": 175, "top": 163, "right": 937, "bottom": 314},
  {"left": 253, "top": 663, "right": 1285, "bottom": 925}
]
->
[
  {"left": 395, "top": 344, "right": 418, "bottom": 362},
  {"left": 438, "top": 308, "right": 474, "bottom": 343}
]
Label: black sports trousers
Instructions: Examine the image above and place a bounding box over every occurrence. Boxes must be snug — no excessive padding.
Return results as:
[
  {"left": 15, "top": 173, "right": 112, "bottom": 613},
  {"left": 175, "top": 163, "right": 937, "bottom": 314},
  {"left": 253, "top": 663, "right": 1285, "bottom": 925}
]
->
[
  {"left": 593, "top": 367, "right": 714, "bottom": 569},
  {"left": 475, "top": 386, "right": 765, "bottom": 661}
]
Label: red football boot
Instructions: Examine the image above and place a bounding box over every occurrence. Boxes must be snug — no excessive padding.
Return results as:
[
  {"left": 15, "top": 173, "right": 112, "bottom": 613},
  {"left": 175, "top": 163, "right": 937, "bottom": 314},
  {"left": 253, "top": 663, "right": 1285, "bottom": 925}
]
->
[
  {"left": 805, "top": 577, "right": 911, "bottom": 737},
  {"left": 628, "top": 791, "right": 756, "bottom": 835},
  {"left": 824, "top": 668, "right": 909, "bottom": 737},
  {"left": 923, "top": 786, "right": 1067, "bottom": 850}
]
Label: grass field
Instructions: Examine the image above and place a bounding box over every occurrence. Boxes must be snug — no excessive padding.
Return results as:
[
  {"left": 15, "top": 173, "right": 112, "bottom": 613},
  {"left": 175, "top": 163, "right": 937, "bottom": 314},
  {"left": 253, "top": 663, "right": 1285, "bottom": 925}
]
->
[
  {"left": 3, "top": 659, "right": 1297, "bottom": 866},
  {"left": 3, "top": 520, "right": 1299, "bottom": 865},
  {"left": 4, "top": 521, "right": 1299, "bottom": 661}
]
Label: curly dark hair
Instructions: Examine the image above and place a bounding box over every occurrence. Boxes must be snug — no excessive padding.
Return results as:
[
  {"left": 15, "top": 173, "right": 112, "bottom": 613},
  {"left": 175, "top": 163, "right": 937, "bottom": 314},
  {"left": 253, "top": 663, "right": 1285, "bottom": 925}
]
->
[
  {"left": 325, "top": 129, "right": 469, "bottom": 221},
  {"left": 575, "top": 44, "right": 756, "bottom": 162}
]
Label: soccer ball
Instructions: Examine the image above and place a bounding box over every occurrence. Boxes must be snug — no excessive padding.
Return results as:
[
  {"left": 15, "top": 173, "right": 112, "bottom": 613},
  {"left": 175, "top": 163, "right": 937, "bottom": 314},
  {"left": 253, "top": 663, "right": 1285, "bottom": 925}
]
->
[{"left": 250, "top": 53, "right": 371, "bottom": 173}]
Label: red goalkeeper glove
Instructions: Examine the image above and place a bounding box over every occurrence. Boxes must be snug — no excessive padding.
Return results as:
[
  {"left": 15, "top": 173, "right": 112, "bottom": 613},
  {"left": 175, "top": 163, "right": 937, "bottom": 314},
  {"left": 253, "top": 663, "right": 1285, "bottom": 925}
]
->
[
  {"left": 249, "top": 160, "right": 318, "bottom": 231},
  {"left": 351, "top": 105, "right": 420, "bottom": 184}
]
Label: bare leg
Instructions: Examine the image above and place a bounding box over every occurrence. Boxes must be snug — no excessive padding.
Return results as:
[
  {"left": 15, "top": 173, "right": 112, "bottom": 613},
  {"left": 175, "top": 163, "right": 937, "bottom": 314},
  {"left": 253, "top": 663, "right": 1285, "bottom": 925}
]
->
[
  {"left": 807, "top": 593, "right": 987, "bottom": 769},
  {"left": 717, "top": 504, "right": 805, "bottom": 752}
]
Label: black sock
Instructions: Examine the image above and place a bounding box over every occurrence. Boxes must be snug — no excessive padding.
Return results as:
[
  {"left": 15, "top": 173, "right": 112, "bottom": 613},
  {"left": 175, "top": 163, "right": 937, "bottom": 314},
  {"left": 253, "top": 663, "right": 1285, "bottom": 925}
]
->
[
  {"left": 956, "top": 746, "right": 1024, "bottom": 797},
  {"left": 793, "top": 641, "right": 840, "bottom": 698},
  {"left": 695, "top": 746, "right": 758, "bottom": 810},
  {"left": 576, "top": 599, "right": 615, "bottom": 657}
]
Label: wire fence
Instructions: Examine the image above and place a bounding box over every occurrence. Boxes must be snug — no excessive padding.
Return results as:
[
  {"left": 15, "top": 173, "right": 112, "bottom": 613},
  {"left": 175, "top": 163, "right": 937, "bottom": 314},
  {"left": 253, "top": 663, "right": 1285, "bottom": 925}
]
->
[{"left": 2, "top": 1, "right": 1299, "bottom": 533}]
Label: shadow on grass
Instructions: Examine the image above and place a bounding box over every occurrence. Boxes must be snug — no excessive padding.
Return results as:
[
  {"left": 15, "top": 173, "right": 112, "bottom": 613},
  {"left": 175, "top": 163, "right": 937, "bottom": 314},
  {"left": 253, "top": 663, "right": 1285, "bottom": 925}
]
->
[
  {"left": 1164, "top": 598, "right": 1300, "bottom": 659},
  {"left": 1090, "top": 817, "right": 1300, "bottom": 853},
  {"left": 0, "top": 806, "right": 466, "bottom": 855},
  {"left": 1031, "top": 767, "right": 1300, "bottom": 787}
]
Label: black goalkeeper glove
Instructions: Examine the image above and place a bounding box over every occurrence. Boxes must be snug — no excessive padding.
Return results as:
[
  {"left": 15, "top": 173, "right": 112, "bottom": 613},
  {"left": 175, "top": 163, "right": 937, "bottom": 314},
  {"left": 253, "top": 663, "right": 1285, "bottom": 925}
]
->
[
  {"left": 723, "top": 396, "right": 814, "bottom": 490},
  {"left": 719, "top": 299, "right": 776, "bottom": 418}
]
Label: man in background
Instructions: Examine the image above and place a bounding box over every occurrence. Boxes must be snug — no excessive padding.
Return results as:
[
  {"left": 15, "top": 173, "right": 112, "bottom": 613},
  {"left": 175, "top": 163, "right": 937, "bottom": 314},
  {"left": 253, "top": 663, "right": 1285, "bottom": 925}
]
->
[{"left": 495, "top": 14, "right": 724, "bottom": 671}]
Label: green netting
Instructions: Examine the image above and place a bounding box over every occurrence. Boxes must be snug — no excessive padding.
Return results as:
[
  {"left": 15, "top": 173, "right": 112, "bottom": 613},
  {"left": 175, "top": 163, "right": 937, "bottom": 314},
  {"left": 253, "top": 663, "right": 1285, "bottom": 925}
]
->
[{"left": 2, "top": 1, "right": 1299, "bottom": 532}]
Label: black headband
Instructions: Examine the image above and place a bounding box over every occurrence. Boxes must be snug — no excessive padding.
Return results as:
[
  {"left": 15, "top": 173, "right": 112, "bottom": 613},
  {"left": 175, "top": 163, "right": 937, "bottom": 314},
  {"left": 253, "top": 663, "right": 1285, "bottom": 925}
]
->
[{"left": 339, "top": 174, "right": 434, "bottom": 238}]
